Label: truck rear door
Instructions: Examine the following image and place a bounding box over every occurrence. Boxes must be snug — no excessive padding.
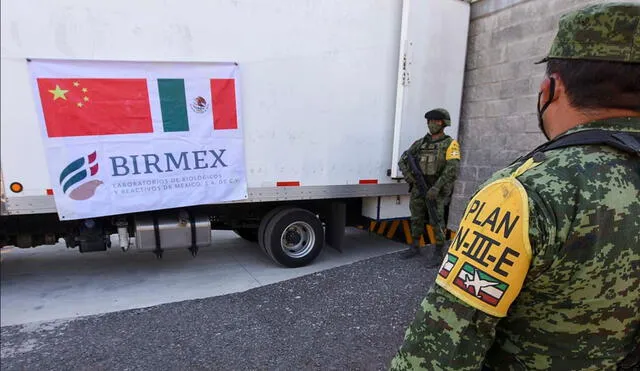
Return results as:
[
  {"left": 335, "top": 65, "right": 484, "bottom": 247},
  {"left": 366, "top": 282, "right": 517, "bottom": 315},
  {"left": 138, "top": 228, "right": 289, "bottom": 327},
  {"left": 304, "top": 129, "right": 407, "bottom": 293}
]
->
[{"left": 390, "top": 0, "right": 470, "bottom": 178}]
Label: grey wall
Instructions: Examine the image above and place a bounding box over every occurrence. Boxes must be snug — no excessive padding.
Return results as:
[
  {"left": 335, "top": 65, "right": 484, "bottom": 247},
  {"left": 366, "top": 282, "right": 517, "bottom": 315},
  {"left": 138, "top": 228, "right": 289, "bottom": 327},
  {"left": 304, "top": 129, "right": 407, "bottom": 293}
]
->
[{"left": 447, "top": 0, "right": 612, "bottom": 230}]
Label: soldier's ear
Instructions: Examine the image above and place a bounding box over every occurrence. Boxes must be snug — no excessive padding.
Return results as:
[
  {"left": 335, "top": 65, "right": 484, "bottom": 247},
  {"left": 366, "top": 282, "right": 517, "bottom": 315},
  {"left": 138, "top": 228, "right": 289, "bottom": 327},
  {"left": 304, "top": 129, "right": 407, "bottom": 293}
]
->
[
  {"left": 550, "top": 73, "right": 568, "bottom": 105},
  {"left": 539, "top": 73, "right": 564, "bottom": 105}
]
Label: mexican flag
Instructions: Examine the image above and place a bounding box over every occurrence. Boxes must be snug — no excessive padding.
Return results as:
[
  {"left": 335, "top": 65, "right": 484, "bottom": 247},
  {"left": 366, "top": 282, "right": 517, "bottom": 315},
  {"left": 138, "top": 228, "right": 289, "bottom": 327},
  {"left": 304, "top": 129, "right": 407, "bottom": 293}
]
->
[
  {"left": 453, "top": 263, "right": 508, "bottom": 306},
  {"left": 35, "top": 77, "right": 238, "bottom": 138},
  {"left": 438, "top": 253, "right": 458, "bottom": 278}
]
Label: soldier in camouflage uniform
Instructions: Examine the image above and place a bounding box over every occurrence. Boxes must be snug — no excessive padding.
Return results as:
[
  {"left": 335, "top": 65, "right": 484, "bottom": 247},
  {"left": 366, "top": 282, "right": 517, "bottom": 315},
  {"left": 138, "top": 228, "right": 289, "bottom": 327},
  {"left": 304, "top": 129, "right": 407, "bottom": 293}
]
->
[
  {"left": 390, "top": 2, "right": 640, "bottom": 370},
  {"left": 398, "top": 108, "right": 461, "bottom": 263}
]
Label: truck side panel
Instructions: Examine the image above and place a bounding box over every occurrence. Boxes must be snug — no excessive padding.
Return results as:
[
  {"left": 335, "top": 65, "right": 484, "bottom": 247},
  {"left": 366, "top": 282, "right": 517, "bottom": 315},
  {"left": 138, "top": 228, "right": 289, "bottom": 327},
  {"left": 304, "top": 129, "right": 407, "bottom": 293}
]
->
[{"left": 1, "top": 0, "right": 403, "bottom": 209}]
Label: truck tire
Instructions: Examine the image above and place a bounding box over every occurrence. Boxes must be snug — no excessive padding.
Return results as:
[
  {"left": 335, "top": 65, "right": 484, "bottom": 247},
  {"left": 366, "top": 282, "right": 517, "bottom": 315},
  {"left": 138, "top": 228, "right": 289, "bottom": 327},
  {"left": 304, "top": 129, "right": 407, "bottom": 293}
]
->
[
  {"left": 258, "top": 206, "right": 288, "bottom": 254},
  {"left": 263, "top": 207, "right": 324, "bottom": 268},
  {"left": 233, "top": 228, "right": 259, "bottom": 242}
]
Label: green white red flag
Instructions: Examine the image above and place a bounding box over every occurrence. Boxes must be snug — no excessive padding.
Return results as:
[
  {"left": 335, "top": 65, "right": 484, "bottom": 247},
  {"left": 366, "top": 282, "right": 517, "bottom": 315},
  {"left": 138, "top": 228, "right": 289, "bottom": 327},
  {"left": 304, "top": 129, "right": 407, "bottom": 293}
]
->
[{"left": 453, "top": 263, "right": 508, "bottom": 306}]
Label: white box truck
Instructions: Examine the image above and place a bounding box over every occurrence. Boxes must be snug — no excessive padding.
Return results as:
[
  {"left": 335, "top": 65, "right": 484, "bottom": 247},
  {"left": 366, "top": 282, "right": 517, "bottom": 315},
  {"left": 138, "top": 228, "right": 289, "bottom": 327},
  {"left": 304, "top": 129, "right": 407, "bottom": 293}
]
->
[{"left": 0, "top": 0, "right": 470, "bottom": 267}]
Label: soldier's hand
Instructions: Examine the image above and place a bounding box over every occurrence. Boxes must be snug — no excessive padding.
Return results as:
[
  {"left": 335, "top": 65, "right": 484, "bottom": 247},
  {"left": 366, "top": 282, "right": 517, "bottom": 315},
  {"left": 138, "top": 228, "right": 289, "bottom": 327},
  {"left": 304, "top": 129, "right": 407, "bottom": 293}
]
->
[{"left": 426, "top": 187, "right": 438, "bottom": 200}]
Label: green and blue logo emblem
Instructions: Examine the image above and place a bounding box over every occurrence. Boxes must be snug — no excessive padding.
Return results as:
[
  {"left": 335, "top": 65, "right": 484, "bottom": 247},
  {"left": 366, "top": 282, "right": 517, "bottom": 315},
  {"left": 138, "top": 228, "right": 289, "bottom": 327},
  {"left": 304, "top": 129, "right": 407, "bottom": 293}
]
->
[{"left": 59, "top": 151, "right": 103, "bottom": 200}]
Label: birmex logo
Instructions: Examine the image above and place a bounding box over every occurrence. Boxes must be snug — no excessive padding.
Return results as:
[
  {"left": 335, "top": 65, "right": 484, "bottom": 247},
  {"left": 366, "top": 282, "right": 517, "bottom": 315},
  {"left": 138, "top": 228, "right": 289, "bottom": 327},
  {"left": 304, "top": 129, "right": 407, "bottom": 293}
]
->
[{"left": 59, "top": 151, "right": 103, "bottom": 200}]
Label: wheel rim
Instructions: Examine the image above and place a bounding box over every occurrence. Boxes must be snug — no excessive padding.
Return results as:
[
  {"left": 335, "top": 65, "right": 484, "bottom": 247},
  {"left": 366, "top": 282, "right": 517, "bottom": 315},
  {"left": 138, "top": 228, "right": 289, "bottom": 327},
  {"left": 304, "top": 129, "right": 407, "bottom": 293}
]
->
[{"left": 280, "top": 221, "right": 316, "bottom": 258}]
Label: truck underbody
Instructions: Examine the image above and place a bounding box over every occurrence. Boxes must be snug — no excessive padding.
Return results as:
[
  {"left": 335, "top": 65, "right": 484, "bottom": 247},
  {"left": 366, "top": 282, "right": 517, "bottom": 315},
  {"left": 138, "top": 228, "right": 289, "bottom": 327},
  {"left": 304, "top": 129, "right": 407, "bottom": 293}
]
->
[{"left": 1, "top": 183, "right": 410, "bottom": 267}]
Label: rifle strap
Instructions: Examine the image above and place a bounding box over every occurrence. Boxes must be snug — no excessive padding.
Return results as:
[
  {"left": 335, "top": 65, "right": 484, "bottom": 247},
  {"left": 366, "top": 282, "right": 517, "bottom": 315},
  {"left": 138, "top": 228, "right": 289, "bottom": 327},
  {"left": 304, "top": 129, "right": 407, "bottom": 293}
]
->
[{"left": 513, "top": 129, "right": 640, "bottom": 165}]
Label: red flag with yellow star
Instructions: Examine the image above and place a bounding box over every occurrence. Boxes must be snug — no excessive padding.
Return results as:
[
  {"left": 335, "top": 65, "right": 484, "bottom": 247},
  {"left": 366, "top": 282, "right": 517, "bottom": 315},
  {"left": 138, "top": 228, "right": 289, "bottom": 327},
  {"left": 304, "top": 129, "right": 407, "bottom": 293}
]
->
[{"left": 36, "top": 78, "right": 153, "bottom": 137}]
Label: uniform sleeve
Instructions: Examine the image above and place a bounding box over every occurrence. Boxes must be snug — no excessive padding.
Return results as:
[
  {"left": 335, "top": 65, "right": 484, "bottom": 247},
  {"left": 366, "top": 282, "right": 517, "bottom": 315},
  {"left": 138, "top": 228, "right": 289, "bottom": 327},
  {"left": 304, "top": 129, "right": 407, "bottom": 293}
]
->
[
  {"left": 389, "top": 284, "right": 500, "bottom": 371},
  {"left": 431, "top": 140, "right": 461, "bottom": 193},
  {"left": 390, "top": 184, "right": 555, "bottom": 370}
]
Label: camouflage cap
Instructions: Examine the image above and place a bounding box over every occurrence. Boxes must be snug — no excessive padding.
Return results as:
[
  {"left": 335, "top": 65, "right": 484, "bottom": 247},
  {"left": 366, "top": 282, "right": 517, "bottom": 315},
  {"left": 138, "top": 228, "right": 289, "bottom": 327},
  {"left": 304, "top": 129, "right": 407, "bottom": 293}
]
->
[
  {"left": 424, "top": 108, "right": 451, "bottom": 126},
  {"left": 536, "top": 2, "right": 640, "bottom": 64}
]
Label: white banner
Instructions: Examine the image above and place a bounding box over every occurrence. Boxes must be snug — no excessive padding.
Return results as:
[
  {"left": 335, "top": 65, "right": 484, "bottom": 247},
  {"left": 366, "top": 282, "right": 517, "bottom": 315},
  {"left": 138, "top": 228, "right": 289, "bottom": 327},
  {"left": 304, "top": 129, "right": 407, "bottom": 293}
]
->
[{"left": 28, "top": 59, "right": 248, "bottom": 220}]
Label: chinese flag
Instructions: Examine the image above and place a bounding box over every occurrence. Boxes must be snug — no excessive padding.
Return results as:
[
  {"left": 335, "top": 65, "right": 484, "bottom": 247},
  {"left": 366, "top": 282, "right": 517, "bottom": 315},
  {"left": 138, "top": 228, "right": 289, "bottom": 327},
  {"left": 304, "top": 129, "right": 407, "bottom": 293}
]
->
[{"left": 36, "top": 78, "right": 153, "bottom": 137}]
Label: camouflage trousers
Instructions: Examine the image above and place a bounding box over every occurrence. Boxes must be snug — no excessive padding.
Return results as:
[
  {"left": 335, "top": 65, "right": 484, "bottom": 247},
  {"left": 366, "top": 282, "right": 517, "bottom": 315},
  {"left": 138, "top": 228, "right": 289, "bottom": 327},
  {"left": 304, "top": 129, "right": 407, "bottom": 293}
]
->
[{"left": 409, "top": 190, "right": 447, "bottom": 246}]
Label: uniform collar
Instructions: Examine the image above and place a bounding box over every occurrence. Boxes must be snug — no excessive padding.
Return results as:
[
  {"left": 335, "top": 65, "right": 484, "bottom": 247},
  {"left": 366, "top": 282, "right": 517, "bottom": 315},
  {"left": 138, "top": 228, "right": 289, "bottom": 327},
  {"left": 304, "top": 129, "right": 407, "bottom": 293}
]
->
[
  {"left": 559, "top": 116, "right": 640, "bottom": 138},
  {"left": 508, "top": 116, "right": 639, "bottom": 167},
  {"left": 424, "top": 133, "right": 450, "bottom": 143}
]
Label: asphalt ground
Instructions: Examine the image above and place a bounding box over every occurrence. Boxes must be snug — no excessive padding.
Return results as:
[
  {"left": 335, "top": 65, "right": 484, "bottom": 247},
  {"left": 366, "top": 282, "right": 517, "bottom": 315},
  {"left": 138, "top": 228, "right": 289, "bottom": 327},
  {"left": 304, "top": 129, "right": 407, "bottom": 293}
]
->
[{"left": 1, "top": 249, "right": 440, "bottom": 371}]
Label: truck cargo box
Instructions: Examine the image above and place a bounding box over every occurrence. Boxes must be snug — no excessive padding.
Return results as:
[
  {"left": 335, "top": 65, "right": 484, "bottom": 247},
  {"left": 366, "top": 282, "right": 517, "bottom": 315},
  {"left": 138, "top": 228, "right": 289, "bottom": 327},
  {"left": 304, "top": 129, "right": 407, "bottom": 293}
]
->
[{"left": 1, "top": 0, "right": 470, "bottom": 266}]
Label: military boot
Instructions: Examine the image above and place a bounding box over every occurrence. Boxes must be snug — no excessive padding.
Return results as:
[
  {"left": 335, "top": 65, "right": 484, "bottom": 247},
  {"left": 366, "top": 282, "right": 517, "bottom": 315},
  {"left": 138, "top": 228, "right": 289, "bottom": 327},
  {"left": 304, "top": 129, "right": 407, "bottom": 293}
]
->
[
  {"left": 426, "top": 243, "right": 446, "bottom": 268},
  {"left": 400, "top": 240, "right": 421, "bottom": 259}
]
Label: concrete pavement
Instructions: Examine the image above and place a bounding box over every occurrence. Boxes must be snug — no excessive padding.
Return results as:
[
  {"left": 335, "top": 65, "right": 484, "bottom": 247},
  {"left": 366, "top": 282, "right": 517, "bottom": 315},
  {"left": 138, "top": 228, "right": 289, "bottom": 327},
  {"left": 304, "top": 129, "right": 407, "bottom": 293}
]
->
[{"left": 1, "top": 228, "right": 406, "bottom": 327}]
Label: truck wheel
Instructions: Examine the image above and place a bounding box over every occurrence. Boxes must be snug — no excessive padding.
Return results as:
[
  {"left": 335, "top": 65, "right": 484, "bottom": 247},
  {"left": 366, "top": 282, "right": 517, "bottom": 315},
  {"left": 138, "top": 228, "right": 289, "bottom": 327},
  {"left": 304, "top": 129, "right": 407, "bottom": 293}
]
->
[
  {"left": 258, "top": 206, "right": 288, "bottom": 254},
  {"left": 263, "top": 208, "right": 324, "bottom": 268},
  {"left": 233, "top": 228, "right": 259, "bottom": 242}
]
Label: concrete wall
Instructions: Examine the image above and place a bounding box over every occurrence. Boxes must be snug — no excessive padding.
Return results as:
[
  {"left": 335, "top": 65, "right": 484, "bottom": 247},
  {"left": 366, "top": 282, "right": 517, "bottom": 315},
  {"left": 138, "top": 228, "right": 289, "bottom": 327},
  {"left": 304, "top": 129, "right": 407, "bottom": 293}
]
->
[{"left": 448, "top": 0, "right": 611, "bottom": 229}]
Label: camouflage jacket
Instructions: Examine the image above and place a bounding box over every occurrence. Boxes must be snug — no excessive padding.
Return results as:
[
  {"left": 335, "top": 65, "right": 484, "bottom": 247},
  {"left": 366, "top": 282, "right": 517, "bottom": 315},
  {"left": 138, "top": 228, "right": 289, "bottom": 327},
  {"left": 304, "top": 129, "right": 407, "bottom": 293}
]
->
[
  {"left": 398, "top": 134, "right": 461, "bottom": 197},
  {"left": 390, "top": 117, "right": 640, "bottom": 370}
]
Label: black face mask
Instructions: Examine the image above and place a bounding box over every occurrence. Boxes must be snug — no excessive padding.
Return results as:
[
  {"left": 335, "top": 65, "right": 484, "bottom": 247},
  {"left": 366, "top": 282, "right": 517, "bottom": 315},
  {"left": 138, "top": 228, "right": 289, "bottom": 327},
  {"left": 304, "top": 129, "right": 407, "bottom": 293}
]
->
[{"left": 537, "top": 77, "right": 555, "bottom": 141}]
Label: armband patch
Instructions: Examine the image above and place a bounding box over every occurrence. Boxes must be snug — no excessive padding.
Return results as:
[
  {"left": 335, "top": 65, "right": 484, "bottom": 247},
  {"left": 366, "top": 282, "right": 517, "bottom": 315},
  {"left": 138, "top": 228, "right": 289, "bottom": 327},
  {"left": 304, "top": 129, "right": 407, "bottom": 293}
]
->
[
  {"left": 446, "top": 140, "right": 461, "bottom": 161},
  {"left": 435, "top": 177, "right": 532, "bottom": 317}
]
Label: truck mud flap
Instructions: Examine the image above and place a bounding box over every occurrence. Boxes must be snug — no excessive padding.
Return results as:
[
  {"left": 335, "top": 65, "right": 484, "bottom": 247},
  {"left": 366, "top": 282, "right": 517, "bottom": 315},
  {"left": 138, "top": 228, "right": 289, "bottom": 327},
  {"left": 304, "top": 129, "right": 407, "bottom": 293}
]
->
[{"left": 325, "top": 202, "right": 346, "bottom": 252}]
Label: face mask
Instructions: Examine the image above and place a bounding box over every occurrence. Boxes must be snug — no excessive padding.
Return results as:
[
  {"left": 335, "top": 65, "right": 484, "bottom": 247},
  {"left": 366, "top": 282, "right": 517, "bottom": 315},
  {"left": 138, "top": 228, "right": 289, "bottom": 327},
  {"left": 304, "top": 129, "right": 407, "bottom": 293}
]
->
[
  {"left": 537, "top": 77, "right": 555, "bottom": 141},
  {"left": 428, "top": 122, "right": 442, "bottom": 135}
]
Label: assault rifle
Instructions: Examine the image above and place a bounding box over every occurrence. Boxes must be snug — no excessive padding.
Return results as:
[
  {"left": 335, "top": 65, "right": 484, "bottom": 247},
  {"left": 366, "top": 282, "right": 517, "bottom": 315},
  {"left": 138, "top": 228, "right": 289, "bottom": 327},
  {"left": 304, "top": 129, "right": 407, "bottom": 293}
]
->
[{"left": 404, "top": 152, "right": 446, "bottom": 238}]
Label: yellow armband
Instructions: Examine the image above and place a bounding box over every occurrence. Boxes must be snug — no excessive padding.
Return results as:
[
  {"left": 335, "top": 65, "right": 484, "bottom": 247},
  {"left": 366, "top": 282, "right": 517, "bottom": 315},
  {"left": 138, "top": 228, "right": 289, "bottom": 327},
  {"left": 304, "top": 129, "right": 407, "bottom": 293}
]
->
[
  {"left": 446, "top": 140, "right": 461, "bottom": 161},
  {"left": 435, "top": 177, "right": 532, "bottom": 317}
]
